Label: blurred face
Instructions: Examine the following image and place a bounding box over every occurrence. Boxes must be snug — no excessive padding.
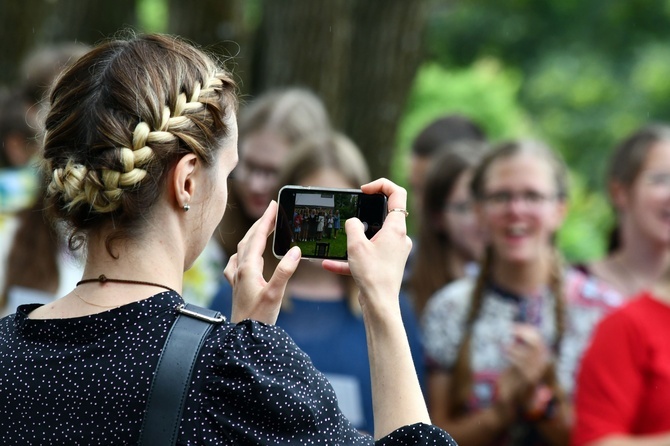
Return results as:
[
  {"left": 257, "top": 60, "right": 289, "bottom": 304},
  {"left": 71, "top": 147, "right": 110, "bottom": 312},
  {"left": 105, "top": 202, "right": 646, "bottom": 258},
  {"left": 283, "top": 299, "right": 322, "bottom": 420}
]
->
[
  {"left": 477, "top": 153, "right": 566, "bottom": 265},
  {"left": 441, "top": 169, "right": 483, "bottom": 262},
  {"left": 235, "top": 129, "right": 290, "bottom": 220},
  {"left": 618, "top": 141, "right": 670, "bottom": 246},
  {"left": 300, "top": 167, "right": 353, "bottom": 190}
]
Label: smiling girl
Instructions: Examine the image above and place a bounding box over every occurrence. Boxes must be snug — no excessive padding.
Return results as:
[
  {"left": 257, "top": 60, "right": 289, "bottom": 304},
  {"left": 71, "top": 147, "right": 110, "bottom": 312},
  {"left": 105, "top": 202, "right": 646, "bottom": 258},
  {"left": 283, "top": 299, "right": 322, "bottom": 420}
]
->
[
  {"left": 422, "top": 140, "right": 619, "bottom": 446},
  {"left": 580, "top": 124, "right": 670, "bottom": 300}
]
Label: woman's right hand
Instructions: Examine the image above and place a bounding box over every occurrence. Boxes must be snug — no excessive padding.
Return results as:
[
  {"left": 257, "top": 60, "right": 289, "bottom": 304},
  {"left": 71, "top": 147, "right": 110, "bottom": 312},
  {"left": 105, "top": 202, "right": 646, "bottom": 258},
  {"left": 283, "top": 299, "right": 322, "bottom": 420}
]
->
[{"left": 224, "top": 201, "right": 301, "bottom": 324}]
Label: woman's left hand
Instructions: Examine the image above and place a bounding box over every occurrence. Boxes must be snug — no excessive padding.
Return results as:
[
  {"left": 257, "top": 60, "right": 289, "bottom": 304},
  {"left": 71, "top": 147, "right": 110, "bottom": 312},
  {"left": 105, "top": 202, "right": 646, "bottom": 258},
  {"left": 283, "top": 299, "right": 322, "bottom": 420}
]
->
[
  {"left": 321, "top": 178, "right": 412, "bottom": 318},
  {"left": 224, "top": 201, "right": 301, "bottom": 324}
]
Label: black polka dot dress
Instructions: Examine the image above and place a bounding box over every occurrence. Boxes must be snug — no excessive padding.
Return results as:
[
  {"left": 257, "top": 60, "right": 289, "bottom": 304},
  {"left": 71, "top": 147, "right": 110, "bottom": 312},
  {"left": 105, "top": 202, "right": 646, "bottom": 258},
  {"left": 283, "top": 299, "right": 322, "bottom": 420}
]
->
[{"left": 0, "top": 291, "right": 456, "bottom": 445}]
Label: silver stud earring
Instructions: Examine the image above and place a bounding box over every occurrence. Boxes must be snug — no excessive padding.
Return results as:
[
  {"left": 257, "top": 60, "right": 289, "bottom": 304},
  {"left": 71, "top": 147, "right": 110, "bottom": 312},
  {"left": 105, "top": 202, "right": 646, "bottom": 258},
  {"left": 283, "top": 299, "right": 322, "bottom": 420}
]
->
[{"left": 183, "top": 204, "right": 190, "bottom": 212}]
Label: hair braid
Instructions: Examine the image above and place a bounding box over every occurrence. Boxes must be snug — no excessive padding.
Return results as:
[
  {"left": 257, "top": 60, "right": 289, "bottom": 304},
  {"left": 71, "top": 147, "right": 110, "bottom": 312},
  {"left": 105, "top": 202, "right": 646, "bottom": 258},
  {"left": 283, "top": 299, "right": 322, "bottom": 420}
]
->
[
  {"left": 448, "top": 245, "right": 494, "bottom": 416},
  {"left": 47, "top": 76, "right": 225, "bottom": 215},
  {"left": 43, "top": 34, "right": 238, "bottom": 254},
  {"left": 540, "top": 247, "right": 567, "bottom": 403}
]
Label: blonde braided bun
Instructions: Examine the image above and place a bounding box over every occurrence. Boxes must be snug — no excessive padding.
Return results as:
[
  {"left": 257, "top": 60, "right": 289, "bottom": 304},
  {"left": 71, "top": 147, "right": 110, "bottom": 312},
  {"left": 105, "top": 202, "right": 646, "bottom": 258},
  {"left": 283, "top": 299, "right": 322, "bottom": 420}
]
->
[
  {"left": 48, "top": 120, "right": 155, "bottom": 213},
  {"left": 42, "top": 34, "right": 237, "bottom": 249},
  {"left": 47, "top": 160, "right": 88, "bottom": 207}
]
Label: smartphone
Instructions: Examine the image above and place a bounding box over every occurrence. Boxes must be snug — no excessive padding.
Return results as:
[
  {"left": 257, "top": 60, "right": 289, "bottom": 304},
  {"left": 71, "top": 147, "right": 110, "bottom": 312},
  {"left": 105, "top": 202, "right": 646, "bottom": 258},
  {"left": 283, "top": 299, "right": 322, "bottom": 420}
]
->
[{"left": 273, "top": 185, "right": 388, "bottom": 260}]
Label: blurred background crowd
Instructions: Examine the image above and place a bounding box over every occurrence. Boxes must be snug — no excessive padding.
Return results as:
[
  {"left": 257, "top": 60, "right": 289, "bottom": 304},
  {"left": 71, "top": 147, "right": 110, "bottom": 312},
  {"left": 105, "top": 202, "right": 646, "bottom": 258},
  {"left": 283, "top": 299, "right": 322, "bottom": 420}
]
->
[
  {"left": 3, "top": 0, "right": 667, "bottom": 261},
  {"left": 2, "top": 1, "right": 670, "bottom": 445}
]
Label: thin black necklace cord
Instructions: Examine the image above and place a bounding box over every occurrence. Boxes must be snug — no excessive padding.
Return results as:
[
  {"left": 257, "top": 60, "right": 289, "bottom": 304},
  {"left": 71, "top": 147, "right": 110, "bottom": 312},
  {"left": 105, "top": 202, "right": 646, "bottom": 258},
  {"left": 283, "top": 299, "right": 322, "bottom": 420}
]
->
[{"left": 76, "top": 274, "right": 176, "bottom": 294}]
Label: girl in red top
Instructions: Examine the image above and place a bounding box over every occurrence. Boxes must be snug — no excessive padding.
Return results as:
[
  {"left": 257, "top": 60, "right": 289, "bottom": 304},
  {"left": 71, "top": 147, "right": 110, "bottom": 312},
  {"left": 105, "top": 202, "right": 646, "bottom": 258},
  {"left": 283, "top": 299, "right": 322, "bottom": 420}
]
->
[{"left": 572, "top": 290, "right": 670, "bottom": 446}]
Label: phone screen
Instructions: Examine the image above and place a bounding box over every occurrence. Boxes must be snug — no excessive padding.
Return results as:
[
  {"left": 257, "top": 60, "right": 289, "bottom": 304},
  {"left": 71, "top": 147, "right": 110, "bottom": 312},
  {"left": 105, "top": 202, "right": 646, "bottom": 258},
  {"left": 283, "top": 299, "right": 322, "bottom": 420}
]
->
[{"left": 273, "top": 186, "right": 387, "bottom": 260}]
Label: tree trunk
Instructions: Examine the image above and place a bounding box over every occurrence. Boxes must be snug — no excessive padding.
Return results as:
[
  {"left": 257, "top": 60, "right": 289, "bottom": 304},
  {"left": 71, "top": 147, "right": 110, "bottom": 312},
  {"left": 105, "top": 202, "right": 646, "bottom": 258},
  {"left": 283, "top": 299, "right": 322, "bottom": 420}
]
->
[
  {"left": 0, "top": 0, "right": 135, "bottom": 87},
  {"left": 344, "top": 0, "right": 426, "bottom": 180},
  {"left": 168, "top": 0, "right": 253, "bottom": 95},
  {"left": 253, "top": 0, "right": 426, "bottom": 179},
  {"left": 254, "top": 0, "right": 353, "bottom": 126},
  {"left": 39, "top": 0, "right": 137, "bottom": 45},
  {"left": 2, "top": 0, "right": 426, "bottom": 179},
  {"left": 0, "top": 0, "right": 54, "bottom": 85}
]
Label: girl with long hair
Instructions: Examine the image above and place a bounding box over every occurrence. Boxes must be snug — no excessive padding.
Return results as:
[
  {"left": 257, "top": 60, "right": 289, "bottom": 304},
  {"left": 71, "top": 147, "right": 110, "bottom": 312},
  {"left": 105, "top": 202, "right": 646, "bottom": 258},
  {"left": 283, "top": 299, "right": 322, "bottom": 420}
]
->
[
  {"left": 422, "top": 140, "right": 618, "bottom": 445},
  {"left": 410, "top": 142, "right": 487, "bottom": 315}
]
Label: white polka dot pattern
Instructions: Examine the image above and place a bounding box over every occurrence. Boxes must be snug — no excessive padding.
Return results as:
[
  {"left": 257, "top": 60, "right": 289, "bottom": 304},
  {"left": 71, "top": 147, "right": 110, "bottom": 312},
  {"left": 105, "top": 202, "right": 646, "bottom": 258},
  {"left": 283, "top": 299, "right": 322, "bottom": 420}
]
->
[{"left": 0, "top": 291, "right": 455, "bottom": 445}]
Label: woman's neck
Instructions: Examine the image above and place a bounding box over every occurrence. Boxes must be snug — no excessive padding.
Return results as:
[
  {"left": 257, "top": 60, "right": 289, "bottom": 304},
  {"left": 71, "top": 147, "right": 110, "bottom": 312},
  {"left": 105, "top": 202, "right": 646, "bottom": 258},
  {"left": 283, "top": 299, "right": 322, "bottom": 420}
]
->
[
  {"left": 612, "top": 219, "right": 670, "bottom": 292},
  {"left": 602, "top": 243, "right": 670, "bottom": 297},
  {"left": 491, "top": 254, "right": 552, "bottom": 297},
  {"left": 81, "top": 229, "right": 185, "bottom": 296},
  {"left": 28, "top": 231, "right": 186, "bottom": 320},
  {"left": 445, "top": 249, "right": 468, "bottom": 281},
  {"left": 618, "top": 241, "right": 668, "bottom": 278},
  {"left": 652, "top": 278, "right": 670, "bottom": 304}
]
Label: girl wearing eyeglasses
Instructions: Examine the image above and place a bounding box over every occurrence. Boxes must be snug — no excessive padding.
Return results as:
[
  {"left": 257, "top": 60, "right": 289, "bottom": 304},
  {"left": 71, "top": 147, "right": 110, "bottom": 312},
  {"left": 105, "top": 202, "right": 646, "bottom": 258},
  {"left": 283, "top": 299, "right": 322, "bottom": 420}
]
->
[
  {"left": 578, "top": 124, "right": 670, "bottom": 300},
  {"left": 422, "top": 140, "right": 619, "bottom": 446}
]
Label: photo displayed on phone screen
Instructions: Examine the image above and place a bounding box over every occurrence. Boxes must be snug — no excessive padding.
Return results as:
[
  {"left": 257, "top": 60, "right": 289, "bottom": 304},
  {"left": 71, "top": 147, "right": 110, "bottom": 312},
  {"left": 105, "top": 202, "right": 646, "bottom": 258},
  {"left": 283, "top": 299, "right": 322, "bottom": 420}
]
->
[{"left": 274, "top": 186, "right": 387, "bottom": 260}]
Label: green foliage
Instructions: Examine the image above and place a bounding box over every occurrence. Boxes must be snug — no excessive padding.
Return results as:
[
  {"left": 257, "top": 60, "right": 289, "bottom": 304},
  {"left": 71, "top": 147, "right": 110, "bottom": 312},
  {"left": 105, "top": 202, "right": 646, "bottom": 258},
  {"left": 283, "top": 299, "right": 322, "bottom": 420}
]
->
[
  {"left": 242, "top": 0, "right": 264, "bottom": 29},
  {"left": 295, "top": 234, "right": 348, "bottom": 259},
  {"left": 136, "top": 0, "right": 168, "bottom": 33},
  {"left": 421, "top": 0, "right": 670, "bottom": 193},
  {"left": 334, "top": 194, "right": 358, "bottom": 219},
  {"left": 522, "top": 50, "right": 624, "bottom": 188},
  {"left": 425, "top": 0, "right": 670, "bottom": 70},
  {"left": 521, "top": 43, "right": 670, "bottom": 191},
  {"left": 392, "top": 60, "right": 531, "bottom": 187},
  {"left": 557, "top": 172, "right": 614, "bottom": 263}
]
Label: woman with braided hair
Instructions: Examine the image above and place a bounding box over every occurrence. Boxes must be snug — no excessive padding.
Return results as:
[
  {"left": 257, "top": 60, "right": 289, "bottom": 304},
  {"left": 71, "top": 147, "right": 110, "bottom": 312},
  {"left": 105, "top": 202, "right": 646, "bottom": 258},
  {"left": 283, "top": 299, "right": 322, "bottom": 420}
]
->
[
  {"left": 0, "top": 34, "right": 454, "bottom": 445},
  {"left": 422, "top": 140, "right": 619, "bottom": 445}
]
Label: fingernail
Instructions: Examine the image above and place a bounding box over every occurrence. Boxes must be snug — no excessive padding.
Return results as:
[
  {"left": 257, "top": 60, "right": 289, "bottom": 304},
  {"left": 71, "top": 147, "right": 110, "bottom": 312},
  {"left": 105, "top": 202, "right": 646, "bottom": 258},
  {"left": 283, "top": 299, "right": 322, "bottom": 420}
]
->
[{"left": 287, "top": 246, "right": 301, "bottom": 260}]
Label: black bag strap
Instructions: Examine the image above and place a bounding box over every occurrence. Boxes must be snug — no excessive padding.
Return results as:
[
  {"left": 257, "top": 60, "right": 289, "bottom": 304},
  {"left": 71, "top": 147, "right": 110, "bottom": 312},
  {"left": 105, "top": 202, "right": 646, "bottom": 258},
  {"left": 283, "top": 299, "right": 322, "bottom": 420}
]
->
[{"left": 138, "top": 303, "right": 225, "bottom": 446}]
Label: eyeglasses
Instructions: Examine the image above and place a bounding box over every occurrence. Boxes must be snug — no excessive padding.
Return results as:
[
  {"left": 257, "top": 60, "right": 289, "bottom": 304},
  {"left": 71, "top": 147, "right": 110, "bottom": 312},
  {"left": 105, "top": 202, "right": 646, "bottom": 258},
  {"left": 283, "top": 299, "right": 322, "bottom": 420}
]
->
[
  {"left": 234, "top": 159, "right": 280, "bottom": 182},
  {"left": 444, "top": 200, "right": 473, "bottom": 214},
  {"left": 642, "top": 171, "right": 670, "bottom": 189},
  {"left": 481, "top": 190, "right": 558, "bottom": 210}
]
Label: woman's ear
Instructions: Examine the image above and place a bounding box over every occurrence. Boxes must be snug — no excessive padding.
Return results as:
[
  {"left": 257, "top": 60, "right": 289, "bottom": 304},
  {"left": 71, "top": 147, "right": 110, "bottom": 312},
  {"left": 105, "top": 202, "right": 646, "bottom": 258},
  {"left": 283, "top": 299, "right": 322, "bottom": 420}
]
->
[
  {"left": 432, "top": 209, "right": 447, "bottom": 233},
  {"left": 551, "top": 198, "right": 569, "bottom": 229},
  {"left": 608, "top": 180, "right": 628, "bottom": 212},
  {"left": 172, "top": 154, "right": 199, "bottom": 210}
]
